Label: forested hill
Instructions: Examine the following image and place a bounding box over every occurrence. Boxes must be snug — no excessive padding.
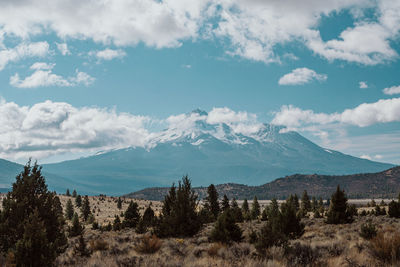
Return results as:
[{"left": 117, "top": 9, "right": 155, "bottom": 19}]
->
[{"left": 125, "top": 166, "right": 400, "bottom": 200}]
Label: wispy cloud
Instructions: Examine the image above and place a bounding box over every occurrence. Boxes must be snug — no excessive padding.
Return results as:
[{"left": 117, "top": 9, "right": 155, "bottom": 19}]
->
[
  {"left": 90, "top": 48, "right": 126, "bottom": 61},
  {"left": 278, "top": 68, "right": 327, "bottom": 85},
  {"left": 0, "top": 42, "right": 49, "bottom": 71}
]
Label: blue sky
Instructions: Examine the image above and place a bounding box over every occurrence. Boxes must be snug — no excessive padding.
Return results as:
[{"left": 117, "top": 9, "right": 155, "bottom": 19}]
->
[{"left": 0, "top": 0, "right": 400, "bottom": 164}]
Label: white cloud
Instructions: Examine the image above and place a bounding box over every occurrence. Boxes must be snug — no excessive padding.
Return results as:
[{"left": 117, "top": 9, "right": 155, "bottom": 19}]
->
[
  {"left": 0, "top": 1, "right": 398, "bottom": 65},
  {"left": 0, "top": 42, "right": 49, "bottom": 70},
  {"left": 383, "top": 85, "right": 400, "bottom": 95},
  {"left": 360, "top": 154, "right": 372, "bottom": 160},
  {"left": 0, "top": 98, "right": 151, "bottom": 161},
  {"left": 272, "top": 98, "right": 400, "bottom": 128},
  {"left": 278, "top": 68, "right": 327, "bottom": 85},
  {"left": 10, "top": 62, "right": 94, "bottom": 88},
  {"left": 56, "top": 42, "right": 70, "bottom": 55},
  {"left": 91, "top": 48, "right": 127, "bottom": 60},
  {"left": 359, "top": 81, "right": 368, "bottom": 88}
]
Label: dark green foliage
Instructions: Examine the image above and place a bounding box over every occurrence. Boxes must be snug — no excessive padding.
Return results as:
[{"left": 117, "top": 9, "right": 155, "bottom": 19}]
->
[
  {"left": 360, "top": 221, "right": 377, "bottom": 240},
  {"left": 261, "top": 208, "right": 268, "bottom": 221},
  {"left": 301, "top": 191, "right": 311, "bottom": 212},
  {"left": 72, "top": 189, "right": 77, "bottom": 198},
  {"left": 135, "top": 218, "right": 147, "bottom": 234},
  {"left": 347, "top": 204, "right": 358, "bottom": 217},
  {"left": 15, "top": 210, "right": 53, "bottom": 267},
  {"left": 256, "top": 198, "right": 304, "bottom": 255},
  {"left": 326, "top": 186, "right": 353, "bottom": 224},
  {"left": 230, "top": 198, "right": 244, "bottom": 223},
  {"left": 75, "top": 233, "right": 90, "bottom": 257},
  {"left": 81, "top": 195, "right": 91, "bottom": 221},
  {"left": 251, "top": 196, "right": 260, "bottom": 219},
  {"left": 117, "top": 197, "right": 122, "bottom": 209},
  {"left": 311, "top": 196, "right": 318, "bottom": 212},
  {"left": 203, "top": 184, "right": 220, "bottom": 221},
  {"left": 375, "top": 205, "right": 386, "bottom": 216},
  {"left": 242, "top": 198, "right": 250, "bottom": 220},
  {"left": 66, "top": 199, "right": 74, "bottom": 220},
  {"left": 370, "top": 199, "right": 376, "bottom": 207},
  {"left": 0, "top": 161, "right": 67, "bottom": 266},
  {"left": 360, "top": 210, "right": 367, "bottom": 216},
  {"left": 123, "top": 200, "right": 140, "bottom": 228},
  {"left": 155, "top": 176, "right": 202, "bottom": 237},
  {"left": 210, "top": 209, "right": 243, "bottom": 244},
  {"left": 92, "top": 221, "right": 99, "bottom": 230},
  {"left": 66, "top": 189, "right": 70, "bottom": 196},
  {"left": 249, "top": 229, "right": 258, "bottom": 244},
  {"left": 113, "top": 215, "right": 122, "bottom": 231},
  {"left": 69, "top": 212, "right": 83, "bottom": 237},
  {"left": 293, "top": 194, "right": 300, "bottom": 211},
  {"left": 75, "top": 194, "right": 82, "bottom": 207},
  {"left": 142, "top": 205, "right": 155, "bottom": 227},
  {"left": 221, "top": 194, "right": 230, "bottom": 211},
  {"left": 388, "top": 200, "right": 400, "bottom": 218}
]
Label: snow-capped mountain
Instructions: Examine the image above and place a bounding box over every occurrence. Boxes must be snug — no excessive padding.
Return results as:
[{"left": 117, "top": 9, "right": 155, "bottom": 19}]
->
[{"left": 38, "top": 109, "right": 394, "bottom": 195}]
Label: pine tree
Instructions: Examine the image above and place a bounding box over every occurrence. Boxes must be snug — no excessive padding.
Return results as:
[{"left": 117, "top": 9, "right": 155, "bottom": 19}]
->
[
  {"left": 69, "top": 212, "right": 83, "bottom": 237},
  {"left": 311, "top": 196, "right": 318, "bottom": 212},
  {"left": 66, "top": 188, "right": 70, "bottom": 196},
  {"left": 301, "top": 190, "right": 311, "bottom": 212},
  {"left": 123, "top": 200, "right": 140, "bottom": 228},
  {"left": 203, "top": 184, "right": 220, "bottom": 221},
  {"left": 293, "top": 194, "right": 300, "bottom": 211},
  {"left": 155, "top": 175, "right": 202, "bottom": 237},
  {"left": 0, "top": 161, "right": 67, "bottom": 266},
  {"left": 326, "top": 185, "right": 353, "bottom": 224},
  {"left": 135, "top": 218, "right": 147, "bottom": 234},
  {"left": 221, "top": 194, "right": 230, "bottom": 211},
  {"left": 75, "top": 233, "right": 90, "bottom": 257},
  {"left": 268, "top": 198, "right": 280, "bottom": 219},
  {"left": 261, "top": 208, "right": 268, "bottom": 221},
  {"left": 230, "top": 198, "right": 244, "bottom": 223},
  {"left": 113, "top": 215, "right": 122, "bottom": 231},
  {"left": 388, "top": 200, "right": 400, "bottom": 218},
  {"left": 242, "top": 199, "right": 249, "bottom": 213},
  {"left": 81, "top": 195, "right": 91, "bottom": 221},
  {"left": 251, "top": 196, "right": 261, "bottom": 219},
  {"left": 75, "top": 194, "right": 82, "bottom": 207},
  {"left": 66, "top": 199, "right": 74, "bottom": 220},
  {"left": 210, "top": 209, "right": 243, "bottom": 244},
  {"left": 72, "top": 189, "right": 77, "bottom": 198},
  {"left": 142, "top": 205, "right": 155, "bottom": 227},
  {"left": 117, "top": 197, "right": 122, "bottom": 209}
]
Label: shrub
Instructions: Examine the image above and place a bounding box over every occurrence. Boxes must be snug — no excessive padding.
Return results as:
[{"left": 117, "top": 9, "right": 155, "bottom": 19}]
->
[
  {"left": 92, "top": 221, "right": 99, "bottom": 230},
  {"left": 207, "top": 243, "right": 225, "bottom": 257},
  {"left": 135, "top": 235, "right": 162, "bottom": 254},
  {"left": 360, "top": 221, "right": 377, "bottom": 240},
  {"left": 388, "top": 200, "right": 400, "bottom": 218},
  {"left": 249, "top": 230, "right": 258, "bottom": 244},
  {"left": 285, "top": 242, "right": 321, "bottom": 266},
  {"left": 135, "top": 218, "right": 147, "bottom": 234},
  {"left": 210, "top": 209, "right": 243, "bottom": 244},
  {"left": 326, "top": 185, "right": 353, "bottom": 224},
  {"left": 113, "top": 215, "right": 122, "bottom": 231},
  {"left": 369, "top": 231, "right": 400, "bottom": 264},
  {"left": 74, "top": 234, "right": 91, "bottom": 257},
  {"left": 89, "top": 239, "right": 109, "bottom": 251}
]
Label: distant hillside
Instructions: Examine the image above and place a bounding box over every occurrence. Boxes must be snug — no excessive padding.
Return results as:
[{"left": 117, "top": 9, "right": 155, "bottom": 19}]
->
[{"left": 125, "top": 166, "right": 400, "bottom": 200}]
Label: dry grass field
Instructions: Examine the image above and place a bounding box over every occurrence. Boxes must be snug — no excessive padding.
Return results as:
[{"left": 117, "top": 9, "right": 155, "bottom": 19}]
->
[{"left": 43, "top": 195, "right": 400, "bottom": 267}]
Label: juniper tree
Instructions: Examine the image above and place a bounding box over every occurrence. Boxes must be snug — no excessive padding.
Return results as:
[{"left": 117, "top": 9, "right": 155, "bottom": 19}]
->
[
  {"left": 66, "top": 188, "right": 70, "bottom": 196},
  {"left": 210, "top": 208, "right": 243, "bottom": 244},
  {"left": 72, "top": 189, "right": 77, "bottom": 198},
  {"left": 388, "top": 200, "right": 400, "bottom": 218},
  {"left": 251, "top": 196, "right": 261, "bottom": 219},
  {"left": 242, "top": 199, "right": 249, "bottom": 214},
  {"left": 230, "top": 198, "right": 243, "bottom": 223},
  {"left": 123, "top": 200, "right": 140, "bottom": 228},
  {"left": 326, "top": 185, "right": 353, "bottom": 224},
  {"left": 142, "top": 205, "right": 155, "bottom": 227},
  {"left": 301, "top": 190, "right": 311, "bottom": 212},
  {"left": 113, "top": 215, "right": 122, "bottom": 231},
  {"left": 221, "top": 194, "right": 230, "bottom": 212},
  {"left": 203, "top": 184, "right": 220, "bottom": 221},
  {"left": 311, "top": 196, "right": 318, "bottom": 212},
  {"left": 66, "top": 199, "right": 74, "bottom": 220},
  {"left": 117, "top": 197, "right": 122, "bottom": 209},
  {"left": 81, "top": 195, "right": 91, "bottom": 221},
  {"left": 69, "top": 212, "right": 83, "bottom": 237},
  {"left": 0, "top": 161, "right": 67, "bottom": 266}
]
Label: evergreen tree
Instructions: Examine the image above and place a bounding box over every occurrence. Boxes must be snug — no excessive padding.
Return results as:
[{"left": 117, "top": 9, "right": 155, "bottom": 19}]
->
[
  {"left": 66, "top": 188, "right": 70, "bottom": 196},
  {"left": 311, "top": 196, "right": 318, "bottom": 212},
  {"left": 155, "top": 175, "right": 202, "bottom": 237},
  {"left": 250, "top": 196, "right": 261, "bottom": 219},
  {"left": 135, "top": 218, "right": 147, "bottom": 234},
  {"left": 75, "top": 194, "right": 82, "bottom": 207},
  {"left": 388, "top": 200, "right": 400, "bottom": 218},
  {"left": 142, "top": 205, "right": 155, "bottom": 227},
  {"left": 203, "top": 184, "right": 220, "bottom": 221},
  {"left": 113, "top": 215, "right": 122, "bottom": 231},
  {"left": 261, "top": 208, "right": 268, "bottom": 221},
  {"left": 66, "top": 199, "right": 74, "bottom": 220},
  {"left": 75, "top": 233, "right": 90, "bottom": 257},
  {"left": 221, "top": 194, "right": 230, "bottom": 211},
  {"left": 123, "top": 200, "right": 140, "bottom": 228},
  {"left": 72, "top": 189, "right": 77, "bottom": 198},
  {"left": 242, "top": 199, "right": 249, "bottom": 214},
  {"left": 210, "top": 209, "right": 243, "bottom": 244},
  {"left": 268, "top": 198, "right": 280, "bottom": 219},
  {"left": 69, "top": 212, "right": 83, "bottom": 237},
  {"left": 81, "top": 195, "right": 91, "bottom": 221},
  {"left": 117, "top": 197, "right": 122, "bottom": 209},
  {"left": 318, "top": 197, "right": 324, "bottom": 208},
  {"left": 293, "top": 194, "right": 300, "bottom": 211},
  {"left": 326, "top": 185, "right": 353, "bottom": 224},
  {"left": 301, "top": 190, "right": 311, "bottom": 212},
  {"left": 230, "top": 198, "right": 244, "bottom": 223},
  {"left": 0, "top": 161, "right": 67, "bottom": 266}
]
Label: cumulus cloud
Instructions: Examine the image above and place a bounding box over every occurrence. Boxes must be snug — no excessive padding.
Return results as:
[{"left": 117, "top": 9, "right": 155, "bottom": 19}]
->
[
  {"left": 359, "top": 81, "right": 368, "bottom": 88},
  {"left": 56, "top": 42, "right": 70, "bottom": 55},
  {"left": 0, "top": 42, "right": 49, "bottom": 70},
  {"left": 278, "top": 68, "right": 327, "bottom": 85},
  {"left": 0, "top": 1, "right": 398, "bottom": 65},
  {"left": 0, "top": 99, "right": 151, "bottom": 160},
  {"left": 90, "top": 48, "right": 127, "bottom": 60},
  {"left": 272, "top": 98, "right": 400, "bottom": 127},
  {"left": 383, "top": 85, "right": 400, "bottom": 95},
  {"left": 10, "top": 62, "right": 94, "bottom": 88}
]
